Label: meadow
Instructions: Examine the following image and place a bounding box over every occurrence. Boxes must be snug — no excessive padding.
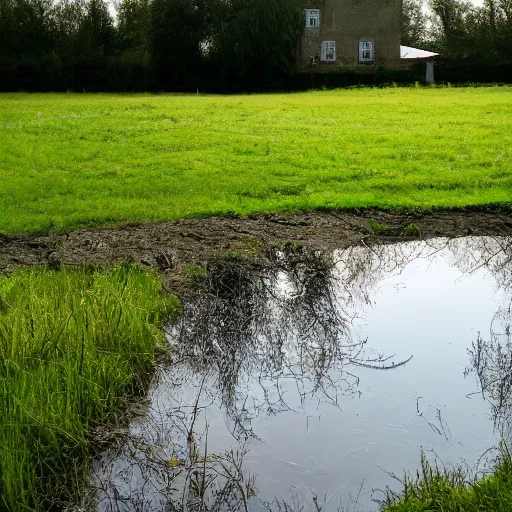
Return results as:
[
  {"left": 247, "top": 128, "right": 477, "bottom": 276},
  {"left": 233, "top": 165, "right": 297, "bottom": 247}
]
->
[
  {"left": 1, "top": 86, "right": 512, "bottom": 235},
  {"left": 2, "top": 87, "right": 512, "bottom": 511},
  {"left": 0, "top": 266, "right": 179, "bottom": 510}
]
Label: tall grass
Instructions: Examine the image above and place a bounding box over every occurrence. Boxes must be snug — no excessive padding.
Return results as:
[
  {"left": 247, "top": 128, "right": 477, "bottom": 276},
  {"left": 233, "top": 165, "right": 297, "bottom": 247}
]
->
[
  {"left": 0, "top": 266, "right": 179, "bottom": 511},
  {"left": 383, "top": 448, "right": 512, "bottom": 511}
]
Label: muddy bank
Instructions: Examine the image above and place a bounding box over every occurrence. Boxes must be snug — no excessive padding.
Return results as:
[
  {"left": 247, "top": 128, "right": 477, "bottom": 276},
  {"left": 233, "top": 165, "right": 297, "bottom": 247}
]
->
[{"left": 1, "top": 207, "right": 512, "bottom": 293}]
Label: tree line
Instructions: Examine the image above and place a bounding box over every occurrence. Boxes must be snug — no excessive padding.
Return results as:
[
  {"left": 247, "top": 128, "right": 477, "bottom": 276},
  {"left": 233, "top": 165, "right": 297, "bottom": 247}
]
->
[
  {"left": 404, "top": 0, "right": 512, "bottom": 82},
  {"left": 0, "top": 0, "right": 303, "bottom": 91},
  {"left": 1, "top": 0, "right": 511, "bottom": 92}
]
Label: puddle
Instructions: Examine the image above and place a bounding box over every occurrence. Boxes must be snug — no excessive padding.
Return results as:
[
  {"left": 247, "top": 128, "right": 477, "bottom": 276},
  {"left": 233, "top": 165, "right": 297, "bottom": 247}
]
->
[{"left": 83, "top": 236, "right": 512, "bottom": 512}]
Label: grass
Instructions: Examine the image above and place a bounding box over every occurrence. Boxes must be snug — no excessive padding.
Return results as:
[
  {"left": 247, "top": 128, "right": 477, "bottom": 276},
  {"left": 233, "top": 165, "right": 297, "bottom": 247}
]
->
[
  {"left": 383, "top": 450, "right": 512, "bottom": 512},
  {"left": 0, "top": 266, "right": 179, "bottom": 511},
  {"left": 367, "top": 219, "right": 422, "bottom": 237},
  {"left": 1, "top": 86, "right": 512, "bottom": 235}
]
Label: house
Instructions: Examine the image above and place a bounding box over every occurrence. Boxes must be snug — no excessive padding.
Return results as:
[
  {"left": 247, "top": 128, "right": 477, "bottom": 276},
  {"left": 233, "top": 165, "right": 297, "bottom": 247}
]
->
[{"left": 298, "top": 0, "right": 403, "bottom": 72}]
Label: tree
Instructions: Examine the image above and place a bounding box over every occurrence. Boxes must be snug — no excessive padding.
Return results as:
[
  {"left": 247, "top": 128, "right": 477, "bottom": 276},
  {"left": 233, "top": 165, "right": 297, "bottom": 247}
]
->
[
  {"left": 150, "top": 0, "right": 209, "bottom": 87},
  {"left": 0, "top": 0, "right": 15, "bottom": 58},
  {"left": 117, "top": 0, "right": 151, "bottom": 55},
  {"left": 51, "top": 0, "right": 86, "bottom": 61},
  {"left": 402, "top": 0, "right": 428, "bottom": 47},
  {"left": 78, "top": 0, "right": 115, "bottom": 59},
  {"left": 430, "top": 0, "right": 512, "bottom": 61},
  {"left": 493, "top": 0, "right": 512, "bottom": 60},
  {"left": 0, "top": 0, "right": 56, "bottom": 57},
  {"left": 431, "top": 0, "right": 468, "bottom": 45},
  {"left": 207, "top": 0, "right": 303, "bottom": 85}
]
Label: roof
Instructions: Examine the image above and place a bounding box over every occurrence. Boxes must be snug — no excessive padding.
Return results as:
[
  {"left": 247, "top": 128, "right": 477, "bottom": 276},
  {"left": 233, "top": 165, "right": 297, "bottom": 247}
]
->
[{"left": 400, "top": 45, "right": 439, "bottom": 59}]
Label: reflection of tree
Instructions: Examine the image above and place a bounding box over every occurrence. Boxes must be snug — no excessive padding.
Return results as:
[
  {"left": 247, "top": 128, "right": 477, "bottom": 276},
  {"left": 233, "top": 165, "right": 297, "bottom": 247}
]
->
[
  {"left": 82, "top": 235, "right": 512, "bottom": 512},
  {"left": 466, "top": 303, "right": 512, "bottom": 432},
  {"left": 84, "top": 247, "right": 416, "bottom": 512},
  {"left": 450, "top": 236, "right": 512, "bottom": 291},
  {"left": 175, "top": 260, "right": 264, "bottom": 412},
  {"left": 457, "top": 237, "right": 512, "bottom": 435},
  {"left": 332, "top": 240, "right": 444, "bottom": 308},
  {"left": 172, "top": 247, "right": 413, "bottom": 426},
  {"left": 78, "top": 375, "right": 256, "bottom": 512},
  {"left": 340, "top": 236, "right": 512, "bottom": 438},
  {"left": 337, "top": 236, "right": 512, "bottom": 297}
]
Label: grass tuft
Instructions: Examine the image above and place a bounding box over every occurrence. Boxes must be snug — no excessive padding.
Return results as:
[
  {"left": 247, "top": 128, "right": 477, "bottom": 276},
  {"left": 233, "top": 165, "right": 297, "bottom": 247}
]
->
[
  {"left": 0, "top": 266, "right": 179, "bottom": 510},
  {"left": 383, "top": 447, "right": 512, "bottom": 512}
]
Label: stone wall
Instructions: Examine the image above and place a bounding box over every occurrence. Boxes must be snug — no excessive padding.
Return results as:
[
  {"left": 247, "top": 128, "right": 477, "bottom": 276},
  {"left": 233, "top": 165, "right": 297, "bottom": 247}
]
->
[{"left": 298, "top": 0, "right": 402, "bottom": 72}]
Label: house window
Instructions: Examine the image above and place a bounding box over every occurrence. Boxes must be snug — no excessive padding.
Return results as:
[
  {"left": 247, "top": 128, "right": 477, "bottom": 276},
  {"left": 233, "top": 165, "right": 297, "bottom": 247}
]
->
[
  {"left": 359, "top": 41, "right": 374, "bottom": 62},
  {"left": 305, "top": 9, "right": 320, "bottom": 28},
  {"left": 321, "top": 41, "right": 336, "bottom": 62}
]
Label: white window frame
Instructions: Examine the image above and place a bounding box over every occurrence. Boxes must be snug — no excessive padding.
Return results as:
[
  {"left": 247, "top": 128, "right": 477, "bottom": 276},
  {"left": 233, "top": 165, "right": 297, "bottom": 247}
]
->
[
  {"left": 359, "top": 41, "right": 374, "bottom": 62},
  {"left": 305, "top": 9, "right": 320, "bottom": 28},
  {"left": 321, "top": 41, "right": 336, "bottom": 62}
]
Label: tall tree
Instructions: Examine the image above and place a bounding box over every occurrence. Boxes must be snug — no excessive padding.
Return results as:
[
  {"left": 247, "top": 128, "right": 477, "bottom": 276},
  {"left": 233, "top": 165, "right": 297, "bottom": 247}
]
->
[
  {"left": 2, "top": 0, "right": 56, "bottom": 56},
  {"left": 494, "top": 0, "right": 512, "bottom": 59},
  {"left": 150, "top": 0, "right": 208, "bottom": 86},
  {"left": 78, "top": 0, "right": 115, "bottom": 59},
  {"left": 52, "top": 0, "right": 86, "bottom": 61},
  {"left": 430, "top": 0, "right": 512, "bottom": 61},
  {"left": 0, "top": 0, "right": 15, "bottom": 56},
  {"left": 402, "top": 0, "right": 428, "bottom": 47},
  {"left": 117, "top": 0, "right": 151, "bottom": 55},
  {"left": 207, "top": 0, "right": 303, "bottom": 82},
  {"left": 430, "top": 0, "right": 474, "bottom": 55}
]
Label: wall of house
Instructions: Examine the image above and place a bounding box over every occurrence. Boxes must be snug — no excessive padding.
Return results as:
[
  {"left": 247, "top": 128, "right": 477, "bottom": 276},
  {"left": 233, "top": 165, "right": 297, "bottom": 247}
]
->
[{"left": 298, "top": 0, "right": 402, "bottom": 72}]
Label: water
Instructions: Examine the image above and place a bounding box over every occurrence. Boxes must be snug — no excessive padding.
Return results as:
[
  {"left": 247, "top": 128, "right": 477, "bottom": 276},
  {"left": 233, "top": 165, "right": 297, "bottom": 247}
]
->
[{"left": 84, "top": 236, "right": 512, "bottom": 512}]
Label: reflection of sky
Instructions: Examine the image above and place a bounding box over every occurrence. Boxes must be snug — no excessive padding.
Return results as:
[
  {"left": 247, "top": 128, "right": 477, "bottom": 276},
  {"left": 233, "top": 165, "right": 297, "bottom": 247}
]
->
[
  {"left": 247, "top": 241, "right": 504, "bottom": 510},
  {"left": 91, "top": 237, "right": 511, "bottom": 512}
]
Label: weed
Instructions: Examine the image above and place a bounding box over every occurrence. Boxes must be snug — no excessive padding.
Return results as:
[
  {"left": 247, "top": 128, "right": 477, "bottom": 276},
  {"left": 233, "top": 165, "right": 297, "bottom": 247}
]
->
[
  {"left": 368, "top": 220, "right": 392, "bottom": 233},
  {"left": 402, "top": 223, "right": 422, "bottom": 237},
  {"left": 186, "top": 265, "right": 205, "bottom": 278},
  {"left": 282, "top": 241, "right": 304, "bottom": 253},
  {"left": 216, "top": 251, "right": 242, "bottom": 261},
  {"left": 382, "top": 447, "right": 512, "bottom": 512},
  {"left": 240, "top": 237, "right": 264, "bottom": 256}
]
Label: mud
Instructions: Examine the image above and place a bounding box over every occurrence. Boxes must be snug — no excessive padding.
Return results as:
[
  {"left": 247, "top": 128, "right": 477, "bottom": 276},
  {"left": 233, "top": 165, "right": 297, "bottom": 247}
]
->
[{"left": 1, "top": 207, "right": 512, "bottom": 295}]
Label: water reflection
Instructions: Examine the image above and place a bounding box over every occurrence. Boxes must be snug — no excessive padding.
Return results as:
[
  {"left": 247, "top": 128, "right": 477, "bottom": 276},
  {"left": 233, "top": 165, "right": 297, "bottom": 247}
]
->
[
  {"left": 81, "top": 236, "right": 512, "bottom": 512},
  {"left": 458, "top": 237, "right": 512, "bottom": 441},
  {"left": 466, "top": 304, "right": 512, "bottom": 438}
]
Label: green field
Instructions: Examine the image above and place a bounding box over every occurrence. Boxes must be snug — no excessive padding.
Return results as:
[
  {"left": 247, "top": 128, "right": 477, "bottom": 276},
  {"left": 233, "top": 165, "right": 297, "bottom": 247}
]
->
[
  {"left": 383, "top": 451, "right": 512, "bottom": 512},
  {"left": 1, "top": 87, "right": 512, "bottom": 235}
]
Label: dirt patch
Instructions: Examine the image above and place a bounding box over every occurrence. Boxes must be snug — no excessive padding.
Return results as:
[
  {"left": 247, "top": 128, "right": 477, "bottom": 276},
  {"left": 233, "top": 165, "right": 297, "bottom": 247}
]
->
[{"left": 1, "top": 207, "right": 512, "bottom": 295}]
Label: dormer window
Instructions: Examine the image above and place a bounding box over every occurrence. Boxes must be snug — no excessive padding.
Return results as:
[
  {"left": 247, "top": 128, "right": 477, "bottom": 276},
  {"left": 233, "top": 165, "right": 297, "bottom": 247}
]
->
[
  {"left": 305, "top": 9, "right": 320, "bottom": 28},
  {"left": 359, "top": 41, "right": 374, "bottom": 62}
]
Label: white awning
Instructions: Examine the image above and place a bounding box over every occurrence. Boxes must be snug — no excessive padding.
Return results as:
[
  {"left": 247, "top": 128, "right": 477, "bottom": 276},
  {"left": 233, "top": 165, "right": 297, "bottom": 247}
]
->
[{"left": 400, "top": 45, "right": 439, "bottom": 59}]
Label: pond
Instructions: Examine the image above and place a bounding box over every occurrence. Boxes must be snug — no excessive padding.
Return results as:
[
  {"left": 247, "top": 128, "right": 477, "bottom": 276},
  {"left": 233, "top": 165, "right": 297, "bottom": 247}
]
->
[{"left": 84, "top": 236, "right": 512, "bottom": 512}]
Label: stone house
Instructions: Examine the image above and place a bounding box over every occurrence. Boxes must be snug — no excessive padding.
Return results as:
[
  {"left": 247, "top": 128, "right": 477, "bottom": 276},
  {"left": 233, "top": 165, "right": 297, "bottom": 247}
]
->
[{"left": 298, "top": 0, "right": 403, "bottom": 72}]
